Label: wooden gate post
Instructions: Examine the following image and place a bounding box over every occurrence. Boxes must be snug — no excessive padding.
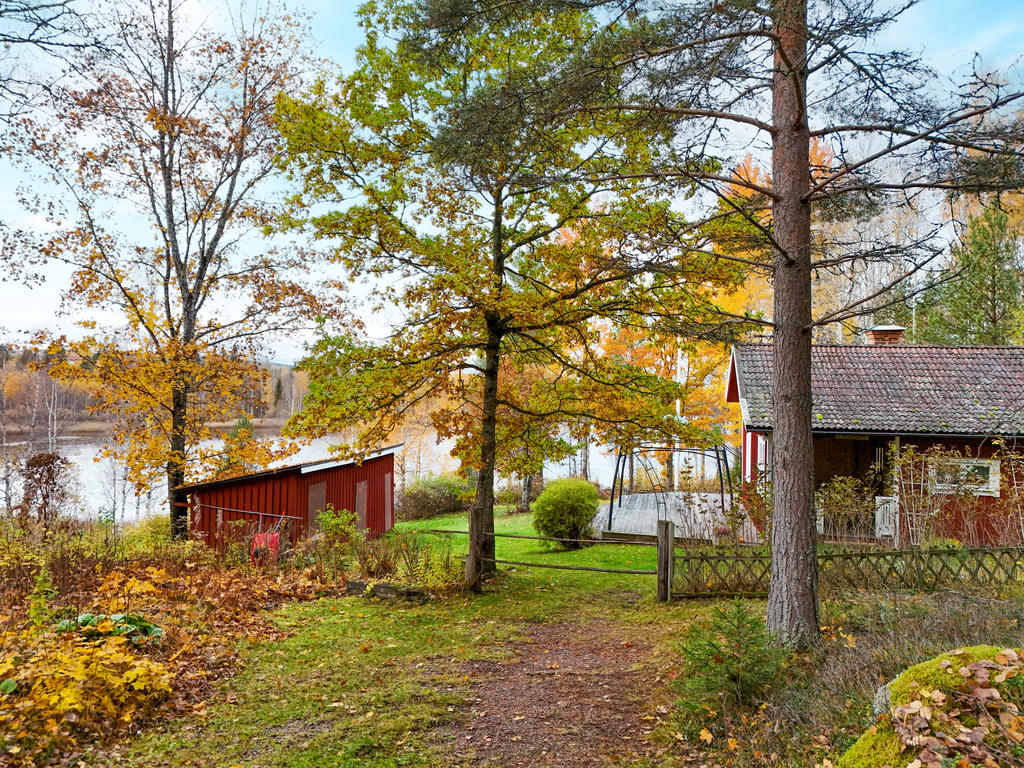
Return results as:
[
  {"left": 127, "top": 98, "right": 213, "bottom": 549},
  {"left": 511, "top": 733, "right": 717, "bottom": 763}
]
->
[{"left": 657, "top": 520, "right": 675, "bottom": 602}]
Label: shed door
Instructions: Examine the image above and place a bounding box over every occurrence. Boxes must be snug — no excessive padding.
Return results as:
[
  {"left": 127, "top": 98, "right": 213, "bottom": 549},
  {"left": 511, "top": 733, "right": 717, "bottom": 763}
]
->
[
  {"left": 355, "top": 480, "right": 368, "bottom": 530},
  {"left": 308, "top": 481, "right": 326, "bottom": 531},
  {"left": 384, "top": 472, "right": 393, "bottom": 531}
]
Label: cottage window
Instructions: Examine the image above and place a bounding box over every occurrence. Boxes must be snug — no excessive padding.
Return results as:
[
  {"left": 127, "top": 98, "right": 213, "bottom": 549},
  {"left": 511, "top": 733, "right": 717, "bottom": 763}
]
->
[{"left": 930, "top": 458, "right": 1001, "bottom": 497}]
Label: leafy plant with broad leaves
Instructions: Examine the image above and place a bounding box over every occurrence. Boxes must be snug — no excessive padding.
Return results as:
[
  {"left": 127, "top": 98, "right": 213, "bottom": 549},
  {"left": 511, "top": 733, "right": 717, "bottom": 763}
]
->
[{"left": 55, "top": 612, "right": 165, "bottom": 644}]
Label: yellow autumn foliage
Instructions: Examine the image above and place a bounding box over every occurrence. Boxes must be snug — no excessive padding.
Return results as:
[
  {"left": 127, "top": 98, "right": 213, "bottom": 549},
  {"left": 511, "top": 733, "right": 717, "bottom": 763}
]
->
[{"left": 0, "top": 630, "right": 171, "bottom": 764}]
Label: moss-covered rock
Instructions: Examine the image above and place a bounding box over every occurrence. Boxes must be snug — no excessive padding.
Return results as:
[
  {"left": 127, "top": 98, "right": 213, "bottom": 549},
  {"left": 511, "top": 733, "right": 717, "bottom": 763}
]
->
[
  {"left": 886, "top": 645, "right": 1001, "bottom": 706},
  {"left": 838, "top": 646, "right": 1024, "bottom": 768},
  {"left": 835, "top": 717, "right": 907, "bottom": 768}
]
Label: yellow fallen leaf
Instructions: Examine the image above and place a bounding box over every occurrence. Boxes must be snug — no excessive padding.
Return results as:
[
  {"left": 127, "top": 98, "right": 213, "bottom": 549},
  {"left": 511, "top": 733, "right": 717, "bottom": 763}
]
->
[{"left": 699, "top": 728, "right": 713, "bottom": 744}]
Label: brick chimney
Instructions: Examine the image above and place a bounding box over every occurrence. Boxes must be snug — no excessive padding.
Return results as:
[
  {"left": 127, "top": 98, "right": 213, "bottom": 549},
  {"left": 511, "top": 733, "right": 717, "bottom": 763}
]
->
[{"left": 865, "top": 325, "right": 906, "bottom": 346}]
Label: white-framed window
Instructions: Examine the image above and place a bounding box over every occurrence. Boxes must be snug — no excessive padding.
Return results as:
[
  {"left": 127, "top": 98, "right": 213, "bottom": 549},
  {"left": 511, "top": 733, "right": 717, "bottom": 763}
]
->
[{"left": 930, "top": 458, "right": 1001, "bottom": 497}]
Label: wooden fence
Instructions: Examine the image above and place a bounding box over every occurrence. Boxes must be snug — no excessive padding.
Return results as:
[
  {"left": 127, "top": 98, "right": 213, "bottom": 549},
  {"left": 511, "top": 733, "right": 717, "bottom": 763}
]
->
[
  {"left": 671, "top": 544, "right": 1024, "bottom": 598},
  {"left": 424, "top": 522, "right": 1024, "bottom": 602},
  {"left": 427, "top": 529, "right": 659, "bottom": 576}
]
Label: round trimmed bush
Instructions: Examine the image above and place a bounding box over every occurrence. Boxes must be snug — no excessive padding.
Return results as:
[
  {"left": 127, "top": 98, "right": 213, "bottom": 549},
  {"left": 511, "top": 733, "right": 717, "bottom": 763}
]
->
[{"left": 531, "top": 478, "right": 599, "bottom": 549}]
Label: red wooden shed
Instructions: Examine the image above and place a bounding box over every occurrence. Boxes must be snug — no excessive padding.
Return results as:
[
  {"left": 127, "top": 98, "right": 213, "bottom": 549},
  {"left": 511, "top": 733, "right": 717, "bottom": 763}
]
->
[{"left": 182, "top": 445, "right": 399, "bottom": 546}]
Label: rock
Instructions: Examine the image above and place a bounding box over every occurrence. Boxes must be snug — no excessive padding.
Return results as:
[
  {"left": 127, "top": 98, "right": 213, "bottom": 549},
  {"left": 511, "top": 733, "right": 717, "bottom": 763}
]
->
[
  {"left": 870, "top": 681, "right": 891, "bottom": 717},
  {"left": 371, "top": 582, "right": 400, "bottom": 599},
  {"left": 348, "top": 579, "right": 430, "bottom": 601}
]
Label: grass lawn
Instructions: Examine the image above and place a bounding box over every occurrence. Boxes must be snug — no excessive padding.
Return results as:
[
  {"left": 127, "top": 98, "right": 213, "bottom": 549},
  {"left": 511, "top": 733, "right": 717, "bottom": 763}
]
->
[
  {"left": 100, "top": 509, "right": 1024, "bottom": 768},
  {"left": 106, "top": 509, "right": 700, "bottom": 768},
  {"left": 398, "top": 507, "right": 659, "bottom": 578}
]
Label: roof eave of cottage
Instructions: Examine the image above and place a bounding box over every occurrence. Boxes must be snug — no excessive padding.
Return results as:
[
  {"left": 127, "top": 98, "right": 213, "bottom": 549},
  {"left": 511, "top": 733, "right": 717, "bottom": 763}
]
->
[
  {"left": 740, "top": 425, "right": 1024, "bottom": 440},
  {"left": 178, "top": 442, "right": 405, "bottom": 493},
  {"left": 726, "top": 347, "right": 751, "bottom": 426}
]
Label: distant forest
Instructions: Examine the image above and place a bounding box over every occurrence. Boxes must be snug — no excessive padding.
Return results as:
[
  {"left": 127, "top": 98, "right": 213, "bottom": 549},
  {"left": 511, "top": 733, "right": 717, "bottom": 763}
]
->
[{"left": 0, "top": 344, "right": 308, "bottom": 449}]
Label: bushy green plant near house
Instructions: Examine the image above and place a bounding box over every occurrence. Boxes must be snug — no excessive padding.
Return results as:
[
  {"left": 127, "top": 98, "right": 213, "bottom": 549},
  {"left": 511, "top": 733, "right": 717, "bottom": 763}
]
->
[
  {"left": 312, "top": 504, "right": 360, "bottom": 577},
  {"left": 495, "top": 486, "right": 520, "bottom": 506},
  {"left": 816, "top": 475, "right": 876, "bottom": 542},
  {"left": 675, "top": 600, "right": 791, "bottom": 721},
  {"left": 318, "top": 504, "right": 359, "bottom": 545},
  {"left": 531, "top": 478, "right": 599, "bottom": 549},
  {"left": 397, "top": 474, "right": 473, "bottom": 521}
]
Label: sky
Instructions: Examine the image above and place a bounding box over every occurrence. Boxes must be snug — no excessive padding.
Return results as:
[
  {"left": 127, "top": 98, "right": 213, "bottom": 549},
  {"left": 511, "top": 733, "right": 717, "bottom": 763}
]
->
[{"left": 1, "top": 0, "right": 1022, "bottom": 364}]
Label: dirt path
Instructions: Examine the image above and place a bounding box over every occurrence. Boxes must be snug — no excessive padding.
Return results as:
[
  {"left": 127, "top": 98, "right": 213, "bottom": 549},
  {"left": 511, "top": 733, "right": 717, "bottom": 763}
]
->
[{"left": 432, "top": 621, "right": 674, "bottom": 768}]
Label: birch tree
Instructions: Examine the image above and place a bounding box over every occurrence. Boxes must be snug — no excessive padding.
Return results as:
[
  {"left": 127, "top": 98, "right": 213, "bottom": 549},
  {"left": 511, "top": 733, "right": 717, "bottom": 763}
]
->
[{"left": 9, "top": 0, "right": 339, "bottom": 536}]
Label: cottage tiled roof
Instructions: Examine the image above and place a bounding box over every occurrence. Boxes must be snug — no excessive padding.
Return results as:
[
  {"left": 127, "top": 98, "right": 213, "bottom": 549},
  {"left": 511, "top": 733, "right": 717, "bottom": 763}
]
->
[{"left": 732, "top": 344, "right": 1024, "bottom": 436}]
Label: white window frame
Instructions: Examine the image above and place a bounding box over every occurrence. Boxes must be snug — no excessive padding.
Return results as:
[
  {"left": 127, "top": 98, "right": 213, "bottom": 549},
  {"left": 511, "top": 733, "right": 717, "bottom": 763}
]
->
[{"left": 930, "top": 457, "right": 1001, "bottom": 497}]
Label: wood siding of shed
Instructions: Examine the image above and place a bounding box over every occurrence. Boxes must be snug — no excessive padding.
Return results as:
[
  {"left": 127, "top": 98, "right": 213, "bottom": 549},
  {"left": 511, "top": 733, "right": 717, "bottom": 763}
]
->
[{"left": 188, "top": 454, "right": 395, "bottom": 546}]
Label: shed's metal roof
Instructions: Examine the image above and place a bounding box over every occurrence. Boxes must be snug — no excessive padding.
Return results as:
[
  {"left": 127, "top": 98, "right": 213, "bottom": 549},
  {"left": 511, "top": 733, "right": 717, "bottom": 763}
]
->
[{"left": 177, "top": 443, "right": 403, "bottom": 492}]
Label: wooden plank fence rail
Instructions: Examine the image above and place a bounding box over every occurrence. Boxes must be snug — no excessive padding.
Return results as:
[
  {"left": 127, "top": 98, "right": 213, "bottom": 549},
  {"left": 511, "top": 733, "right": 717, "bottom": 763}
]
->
[
  {"left": 483, "top": 557, "right": 657, "bottom": 575},
  {"left": 671, "top": 547, "right": 1024, "bottom": 598},
  {"left": 424, "top": 529, "right": 657, "bottom": 547},
  {"left": 423, "top": 529, "right": 659, "bottom": 578}
]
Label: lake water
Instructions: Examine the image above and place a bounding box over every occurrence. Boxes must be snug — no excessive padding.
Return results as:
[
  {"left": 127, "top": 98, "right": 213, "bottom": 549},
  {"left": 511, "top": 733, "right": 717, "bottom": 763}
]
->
[{"left": 44, "top": 432, "right": 725, "bottom": 522}]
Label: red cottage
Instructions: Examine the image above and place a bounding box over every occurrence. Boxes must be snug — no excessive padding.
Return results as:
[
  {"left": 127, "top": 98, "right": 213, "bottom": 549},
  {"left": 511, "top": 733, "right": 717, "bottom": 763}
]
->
[
  {"left": 182, "top": 445, "right": 399, "bottom": 546},
  {"left": 726, "top": 328, "right": 1024, "bottom": 546}
]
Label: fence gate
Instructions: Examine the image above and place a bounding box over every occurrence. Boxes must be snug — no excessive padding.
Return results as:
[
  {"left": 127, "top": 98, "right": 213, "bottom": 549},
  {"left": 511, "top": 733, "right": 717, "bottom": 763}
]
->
[{"left": 874, "top": 496, "right": 897, "bottom": 538}]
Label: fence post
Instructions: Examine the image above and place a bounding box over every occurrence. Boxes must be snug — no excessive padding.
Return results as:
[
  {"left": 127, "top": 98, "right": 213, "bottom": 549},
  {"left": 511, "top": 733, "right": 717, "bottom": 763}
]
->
[{"left": 657, "top": 520, "right": 675, "bottom": 602}]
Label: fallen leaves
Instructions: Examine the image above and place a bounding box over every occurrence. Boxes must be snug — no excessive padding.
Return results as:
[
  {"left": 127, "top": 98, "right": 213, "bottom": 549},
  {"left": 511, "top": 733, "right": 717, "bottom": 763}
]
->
[{"left": 890, "top": 648, "right": 1024, "bottom": 768}]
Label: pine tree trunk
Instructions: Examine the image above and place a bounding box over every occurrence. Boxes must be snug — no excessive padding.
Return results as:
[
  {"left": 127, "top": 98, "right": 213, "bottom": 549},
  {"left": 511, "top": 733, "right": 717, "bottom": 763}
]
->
[
  {"left": 167, "top": 383, "right": 189, "bottom": 539},
  {"left": 766, "top": 0, "right": 819, "bottom": 648}
]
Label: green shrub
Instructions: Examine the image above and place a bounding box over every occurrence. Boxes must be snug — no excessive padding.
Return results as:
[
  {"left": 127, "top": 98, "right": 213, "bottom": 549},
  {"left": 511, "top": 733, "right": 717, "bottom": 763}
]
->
[
  {"left": 27, "top": 568, "right": 55, "bottom": 629},
  {"left": 675, "top": 600, "right": 790, "bottom": 720},
  {"left": 816, "top": 475, "right": 876, "bottom": 541},
  {"left": 531, "top": 478, "right": 599, "bottom": 548},
  {"left": 119, "top": 515, "right": 172, "bottom": 554},
  {"left": 495, "top": 486, "right": 520, "bottom": 506},
  {"left": 307, "top": 505, "right": 361, "bottom": 579},
  {"left": 397, "top": 474, "right": 472, "bottom": 521},
  {"left": 318, "top": 504, "right": 359, "bottom": 544}
]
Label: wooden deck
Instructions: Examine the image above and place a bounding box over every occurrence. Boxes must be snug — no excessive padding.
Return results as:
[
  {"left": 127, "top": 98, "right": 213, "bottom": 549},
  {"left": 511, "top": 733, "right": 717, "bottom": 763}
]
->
[{"left": 594, "top": 491, "right": 759, "bottom": 543}]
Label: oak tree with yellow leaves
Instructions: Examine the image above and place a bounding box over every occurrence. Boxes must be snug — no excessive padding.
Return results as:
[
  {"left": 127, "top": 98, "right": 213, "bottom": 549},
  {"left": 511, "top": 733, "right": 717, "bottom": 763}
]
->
[{"left": 278, "top": 1, "right": 741, "bottom": 587}]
